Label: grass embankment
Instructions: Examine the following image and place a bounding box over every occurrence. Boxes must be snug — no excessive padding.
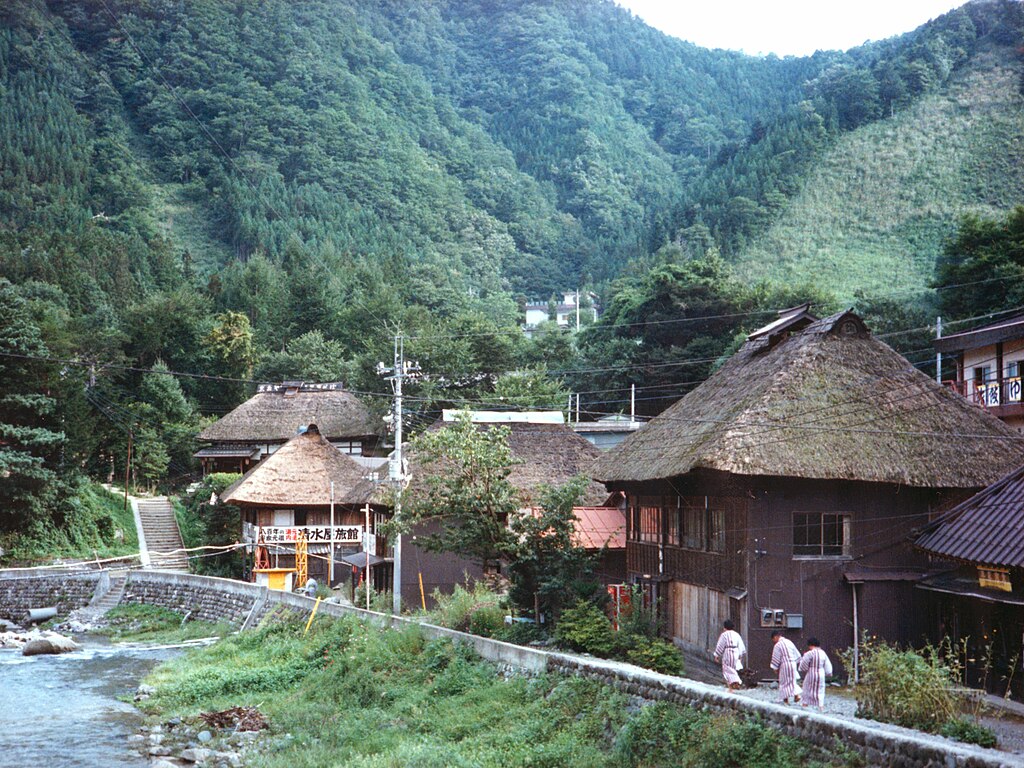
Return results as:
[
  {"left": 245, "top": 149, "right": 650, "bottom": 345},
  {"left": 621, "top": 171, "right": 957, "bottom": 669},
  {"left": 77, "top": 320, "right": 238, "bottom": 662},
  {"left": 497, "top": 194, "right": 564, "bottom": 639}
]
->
[
  {"left": 100, "top": 604, "right": 232, "bottom": 644},
  {"left": 1, "top": 482, "right": 140, "bottom": 564},
  {"left": 139, "top": 611, "right": 851, "bottom": 768}
]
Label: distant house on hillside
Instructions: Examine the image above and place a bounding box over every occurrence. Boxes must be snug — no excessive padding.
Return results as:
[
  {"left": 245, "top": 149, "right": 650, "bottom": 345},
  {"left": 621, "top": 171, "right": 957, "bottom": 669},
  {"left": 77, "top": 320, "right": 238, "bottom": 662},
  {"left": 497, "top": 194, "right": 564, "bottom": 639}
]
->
[
  {"left": 402, "top": 410, "right": 624, "bottom": 608},
  {"left": 935, "top": 313, "right": 1024, "bottom": 432},
  {"left": 194, "top": 382, "right": 382, "bottom": 475},
  {"left": 221, "top": 424, "right": 390, "bottom": 590},
  {"left": 572, "top": 413, "right": 646, "bottom": 451},
  {"left": 523, "top": 291, "right": 598, "bottom": 335},
  {"left": 915, "top": 464, "right": 1024, "bottom": 701},
  {"left": 594, "top": 306, "right": 1024, "bottom": 677}
]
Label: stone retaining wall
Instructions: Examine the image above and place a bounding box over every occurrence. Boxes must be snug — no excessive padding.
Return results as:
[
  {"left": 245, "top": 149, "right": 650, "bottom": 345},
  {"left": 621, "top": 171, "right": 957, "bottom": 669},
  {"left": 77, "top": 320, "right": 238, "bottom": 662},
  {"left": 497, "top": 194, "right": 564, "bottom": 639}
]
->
[
  {"left": 1, "top": 570, "right": 1020, "bottom": 767},
  {"left": 0, "top": 571, "right": 101, "bottom": 622},
  {"left": 122, "top": 571, "right": 262, "bottom": 626}
]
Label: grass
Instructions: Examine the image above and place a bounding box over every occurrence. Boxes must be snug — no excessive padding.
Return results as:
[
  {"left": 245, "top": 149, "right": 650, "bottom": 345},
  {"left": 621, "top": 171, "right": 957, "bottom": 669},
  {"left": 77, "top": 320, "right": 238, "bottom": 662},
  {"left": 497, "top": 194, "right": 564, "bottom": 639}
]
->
[
  {"left": 100, "top": 604, "right": 232, "bottom": 644},
  {"left": 138, "top": 612, "right": 848, "bottom": 768},
  {"left": 732, "top": 46, "right": 1024, "bottom": 302}
]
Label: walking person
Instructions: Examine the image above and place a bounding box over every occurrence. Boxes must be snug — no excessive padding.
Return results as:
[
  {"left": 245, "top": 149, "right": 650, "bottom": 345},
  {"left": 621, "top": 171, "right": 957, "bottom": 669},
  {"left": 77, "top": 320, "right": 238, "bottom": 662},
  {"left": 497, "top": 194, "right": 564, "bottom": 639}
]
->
[
  {"left": 769, "top": 630, "right": 802, "bottom": 705},
  {"left": 798, "top": 637, "right": 832, "bottom": 710},
  {"left": 713, "top": 619, "right": 746, "bottom": 690}
]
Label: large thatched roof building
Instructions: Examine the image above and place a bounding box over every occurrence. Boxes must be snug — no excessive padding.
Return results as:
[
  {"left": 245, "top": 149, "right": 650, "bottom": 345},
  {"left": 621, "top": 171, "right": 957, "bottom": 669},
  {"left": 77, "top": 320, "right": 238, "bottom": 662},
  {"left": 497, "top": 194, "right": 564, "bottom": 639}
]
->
[
  {"left": 594, "top": 307, "right": 1024, "bottom": 675},
  {"left": 195, "top": 382, "right": 381, "bottom": 474},
  {"left": 222, "top": 424, "right": 388, "bottom": 588}
]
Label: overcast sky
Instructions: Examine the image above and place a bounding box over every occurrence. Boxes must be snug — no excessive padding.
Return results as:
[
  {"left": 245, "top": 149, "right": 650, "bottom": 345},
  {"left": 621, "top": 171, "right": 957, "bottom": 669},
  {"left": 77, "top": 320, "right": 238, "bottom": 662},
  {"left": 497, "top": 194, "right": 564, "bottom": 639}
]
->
[{"left": 614, "top": 1, "right": 968, "bottom": 57}]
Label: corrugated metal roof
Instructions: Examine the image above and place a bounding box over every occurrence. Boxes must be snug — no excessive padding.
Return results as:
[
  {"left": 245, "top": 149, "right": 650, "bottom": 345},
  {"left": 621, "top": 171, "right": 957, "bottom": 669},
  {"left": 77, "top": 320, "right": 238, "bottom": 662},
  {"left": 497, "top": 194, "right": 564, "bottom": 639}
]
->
[
  {"left": 915, "top": 463, "right": 1024, "bottom": 567},
  {"left": 572, "top": 506, "right": 626, "bottom": 550}
]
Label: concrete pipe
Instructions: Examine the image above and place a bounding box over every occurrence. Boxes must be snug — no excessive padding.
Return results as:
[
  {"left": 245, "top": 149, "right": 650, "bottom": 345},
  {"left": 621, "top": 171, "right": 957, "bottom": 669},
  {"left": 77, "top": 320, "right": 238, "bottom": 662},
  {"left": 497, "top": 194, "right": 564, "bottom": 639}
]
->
[{"left": 26, "top": 607, "right": 57, "bottom": 624}]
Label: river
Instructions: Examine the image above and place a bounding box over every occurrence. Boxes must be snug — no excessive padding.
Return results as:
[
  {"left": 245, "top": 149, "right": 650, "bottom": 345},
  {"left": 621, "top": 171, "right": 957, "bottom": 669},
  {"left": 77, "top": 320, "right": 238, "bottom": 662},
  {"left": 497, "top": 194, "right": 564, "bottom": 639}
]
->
[{"left": 0, "top": 638, "right": 182, "bottom": 768}]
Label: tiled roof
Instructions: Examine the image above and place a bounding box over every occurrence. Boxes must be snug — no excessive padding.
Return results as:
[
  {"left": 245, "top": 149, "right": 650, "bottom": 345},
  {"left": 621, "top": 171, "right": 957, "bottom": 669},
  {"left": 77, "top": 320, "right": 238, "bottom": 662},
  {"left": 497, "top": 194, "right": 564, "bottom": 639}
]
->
[{"left": 916, "top": 463, "right": 1024, "bottom": 568}]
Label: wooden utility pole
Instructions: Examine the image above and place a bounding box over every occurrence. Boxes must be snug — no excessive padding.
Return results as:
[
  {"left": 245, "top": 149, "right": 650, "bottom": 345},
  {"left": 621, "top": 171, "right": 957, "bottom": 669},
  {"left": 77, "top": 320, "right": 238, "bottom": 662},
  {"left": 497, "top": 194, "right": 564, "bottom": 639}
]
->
[{"left": 123, "top": 430, "right": 133, "bottom": 517}]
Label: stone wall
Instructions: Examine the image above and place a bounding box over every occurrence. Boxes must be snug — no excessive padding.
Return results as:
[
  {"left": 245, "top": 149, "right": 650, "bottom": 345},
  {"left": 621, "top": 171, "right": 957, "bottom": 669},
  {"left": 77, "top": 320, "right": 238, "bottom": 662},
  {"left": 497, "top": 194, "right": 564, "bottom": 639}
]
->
[
  {"left": 1, "top": 570, "right": 1019, "bottom": 767},
  {"left": 0, "top": 571, "right": 100, "bottom": 622},
  {"left": 122, "top": 571, "right": 262, "bottom": 626}
]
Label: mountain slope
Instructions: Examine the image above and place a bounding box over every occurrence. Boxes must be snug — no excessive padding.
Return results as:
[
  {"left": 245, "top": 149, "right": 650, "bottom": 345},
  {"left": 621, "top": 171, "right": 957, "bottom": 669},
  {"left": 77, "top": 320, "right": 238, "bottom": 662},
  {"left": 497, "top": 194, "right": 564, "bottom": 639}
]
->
[{"left": 730, "top": 44, "right": 1024, "bottom": 300}]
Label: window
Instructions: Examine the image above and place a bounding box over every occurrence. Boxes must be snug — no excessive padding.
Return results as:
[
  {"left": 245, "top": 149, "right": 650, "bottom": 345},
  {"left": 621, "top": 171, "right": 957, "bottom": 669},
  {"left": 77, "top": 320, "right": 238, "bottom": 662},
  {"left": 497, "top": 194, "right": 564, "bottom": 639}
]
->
[
  {"left": 675, "top": 496, "right": 725, "bottom": 553},
  {"left": 793, "top": 512, "right": 851, "bottom": 557},
  {"left": 1007, "top": 361, "right": 1020, "bottom": 379},
  {"left": 974, "top": 366, "right": 991, "bottom": 383},
  {"left": 638, "top": 506, "right": 661, "bottom": 543}
]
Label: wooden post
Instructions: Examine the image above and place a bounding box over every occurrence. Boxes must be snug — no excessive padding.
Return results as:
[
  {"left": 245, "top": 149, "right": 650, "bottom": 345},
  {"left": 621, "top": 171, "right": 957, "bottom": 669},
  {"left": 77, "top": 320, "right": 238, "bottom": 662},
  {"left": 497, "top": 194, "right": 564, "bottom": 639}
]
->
[{"left": 123, "top": 430, "right": 133, "bottom": 517}]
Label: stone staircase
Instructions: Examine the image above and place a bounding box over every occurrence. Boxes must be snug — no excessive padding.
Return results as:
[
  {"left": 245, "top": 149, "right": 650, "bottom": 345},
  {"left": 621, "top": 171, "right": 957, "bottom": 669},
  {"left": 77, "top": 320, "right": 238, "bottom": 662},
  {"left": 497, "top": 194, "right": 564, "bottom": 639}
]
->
[
  {"left": 66, "top": 572, "right": 129, "bottom": 624},
  {"left": 135, "top": 497, "right": 190, "bottom": 571}
]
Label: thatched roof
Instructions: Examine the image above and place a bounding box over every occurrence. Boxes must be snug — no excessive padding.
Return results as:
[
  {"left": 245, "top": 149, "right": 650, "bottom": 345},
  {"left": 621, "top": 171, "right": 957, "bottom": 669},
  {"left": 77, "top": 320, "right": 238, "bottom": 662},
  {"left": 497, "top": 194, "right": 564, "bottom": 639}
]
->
[
  {"left": 595, "top": 310, "right": 1024, "bottom": 488},
  {"left": 409, "top": 419, "right": 609, "bottom": 506},
  {"left": 221, "top": 425, "right": 380, "bottom": 507},
  {"left": 916, "top": 463, "right": 1024, "bottom": 568},
  {"left": 198, "top": 385, "right": 377, "bottom": 443}
]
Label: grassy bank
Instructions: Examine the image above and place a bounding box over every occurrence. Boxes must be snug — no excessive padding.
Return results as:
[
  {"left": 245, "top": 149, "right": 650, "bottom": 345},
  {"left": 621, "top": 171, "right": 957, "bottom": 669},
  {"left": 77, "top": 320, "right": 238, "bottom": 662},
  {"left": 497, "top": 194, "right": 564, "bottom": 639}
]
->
[
  {"left": 1, "top": 482, "right": 140, "bottom": 564},
  {"left": 99, "top": 604, "right": 232, "bottom": 644},
  {"left": 138, "top": 611, "right": 851, "bottom": 768}
]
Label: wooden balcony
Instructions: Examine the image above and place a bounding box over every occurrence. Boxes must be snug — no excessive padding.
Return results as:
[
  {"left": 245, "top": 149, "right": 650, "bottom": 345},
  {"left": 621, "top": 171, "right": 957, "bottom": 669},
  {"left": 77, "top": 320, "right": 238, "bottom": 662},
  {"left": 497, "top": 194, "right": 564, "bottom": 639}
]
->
[{"left": 944, "top": 378, "right": 1024, "bottom": 420}]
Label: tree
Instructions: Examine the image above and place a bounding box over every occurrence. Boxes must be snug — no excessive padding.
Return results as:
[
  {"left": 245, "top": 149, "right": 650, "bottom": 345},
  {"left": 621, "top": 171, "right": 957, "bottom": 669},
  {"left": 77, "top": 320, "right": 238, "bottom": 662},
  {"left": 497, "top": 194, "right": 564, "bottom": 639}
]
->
[
  {"left": 492, "top": 368, "right": 569, "bottom": 411},
  {"left": 0, "top": 280, "right": 66, "bottom": 533},
  {"left": 507, "top": 476, "right": 599, "bottom": 621},
  {"left": 401, "top": 414, "right": 519, "bottom": 574}
]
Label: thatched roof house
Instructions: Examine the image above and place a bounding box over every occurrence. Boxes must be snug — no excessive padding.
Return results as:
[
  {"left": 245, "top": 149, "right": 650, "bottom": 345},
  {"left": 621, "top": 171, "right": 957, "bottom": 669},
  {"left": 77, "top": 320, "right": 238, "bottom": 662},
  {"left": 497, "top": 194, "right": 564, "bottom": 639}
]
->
[
  {"left": 595, "top": 309, "right": 1024, "bottom": 488},
  {"left": 195, "top": 382, "right": 380, "bottom": 474},
  {"left": 221, "top": 425, "right": 379, "bottom": 508},
  {"left": 593, "top": 307, "right": 1024, "bottom": 676},
  {"left": 409, "top": 412, "right": 610, "bottom": 506},
  {"left": 222, "top": 424, "right": 387, "bottom": 587}
]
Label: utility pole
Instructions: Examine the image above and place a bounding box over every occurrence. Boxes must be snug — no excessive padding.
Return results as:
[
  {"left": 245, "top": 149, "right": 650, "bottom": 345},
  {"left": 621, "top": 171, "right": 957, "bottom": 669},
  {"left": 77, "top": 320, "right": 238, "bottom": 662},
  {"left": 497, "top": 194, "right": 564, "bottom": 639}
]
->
[
  {"left": 377, "top": 335, "right": 420, "bottom": 615},
  {"left": 329, "top": 481, "right": 335, "bottom": 585},
  {"left": 936, "top": 316, "right": 942, "bottom": 384}
]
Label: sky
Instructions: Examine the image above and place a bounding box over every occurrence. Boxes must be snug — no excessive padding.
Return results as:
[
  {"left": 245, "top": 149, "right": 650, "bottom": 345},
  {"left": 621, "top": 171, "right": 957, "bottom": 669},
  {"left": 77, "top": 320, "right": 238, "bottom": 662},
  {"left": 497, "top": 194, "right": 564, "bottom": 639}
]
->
[{"left": 614, "top": 1, "right": 968, "bottom": 57}]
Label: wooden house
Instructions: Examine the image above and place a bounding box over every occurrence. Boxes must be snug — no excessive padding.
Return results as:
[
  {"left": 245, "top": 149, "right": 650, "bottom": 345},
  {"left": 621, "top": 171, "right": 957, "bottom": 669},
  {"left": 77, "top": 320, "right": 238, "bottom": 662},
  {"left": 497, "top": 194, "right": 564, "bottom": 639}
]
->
[
  {"left": 916, "top": 464, "right": 1024, "bottom": 700},
  {"left": 195, "top": 382, "right": 381, "bottom": 474},
  {"left": 934, "top": 314, "right": 1024, "bottom": 432},
  {"left": 401, "top": 411, "right": 623, "bottom": 608},
  {"left": 594, "top": 307, "right": 1024, "bottom": 677},
  {"left": 220, "top": 424, "right": 390, "bottom": 589}
]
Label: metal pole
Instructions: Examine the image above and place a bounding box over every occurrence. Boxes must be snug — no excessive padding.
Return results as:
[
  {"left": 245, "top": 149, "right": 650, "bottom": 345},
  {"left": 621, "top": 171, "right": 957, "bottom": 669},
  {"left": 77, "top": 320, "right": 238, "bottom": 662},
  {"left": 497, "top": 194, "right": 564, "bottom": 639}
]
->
[
  {"left": 936, "top": 316, "right": 942, "bottom": 384},
  {"left": 329, "top": 481, "right": 335, "bottom": 586},
  {"left": 852, "top": 582, "right": 860, "bottom": 684},
  {"left": 630, "top": 383, "right": 635, "bottom": 422},
  {"left": 575, "top": 289, "right": 580, "bottom": 331}
]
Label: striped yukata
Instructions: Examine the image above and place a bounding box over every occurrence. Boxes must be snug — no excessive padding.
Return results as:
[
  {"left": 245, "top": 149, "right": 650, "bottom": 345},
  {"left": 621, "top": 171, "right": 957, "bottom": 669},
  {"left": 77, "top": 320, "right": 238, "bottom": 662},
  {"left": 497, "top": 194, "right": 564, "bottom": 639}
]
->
[
  {"left": 714, "top": 629, "right": 746, "bottom": 686},
  {"left": 798, "top": 647, "right": 833, "bottom": 709},
  {"left": 770, "top": 636, "right": 802, "bottom": 703}
]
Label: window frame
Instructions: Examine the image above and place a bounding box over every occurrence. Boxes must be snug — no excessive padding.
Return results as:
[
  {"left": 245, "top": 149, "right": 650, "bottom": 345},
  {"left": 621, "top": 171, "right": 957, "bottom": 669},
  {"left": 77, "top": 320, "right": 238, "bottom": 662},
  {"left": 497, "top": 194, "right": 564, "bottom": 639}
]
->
[{"left": 792, "top": 512, "right": 852, "bottom": 559}]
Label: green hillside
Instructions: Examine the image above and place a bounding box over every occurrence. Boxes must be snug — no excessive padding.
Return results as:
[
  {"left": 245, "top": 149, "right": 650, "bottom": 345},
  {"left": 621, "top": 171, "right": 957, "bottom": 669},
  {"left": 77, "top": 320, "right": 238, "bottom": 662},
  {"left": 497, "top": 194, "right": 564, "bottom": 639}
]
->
[{"left": 730, "top": 44, "right": 1024, "bottom": 299}]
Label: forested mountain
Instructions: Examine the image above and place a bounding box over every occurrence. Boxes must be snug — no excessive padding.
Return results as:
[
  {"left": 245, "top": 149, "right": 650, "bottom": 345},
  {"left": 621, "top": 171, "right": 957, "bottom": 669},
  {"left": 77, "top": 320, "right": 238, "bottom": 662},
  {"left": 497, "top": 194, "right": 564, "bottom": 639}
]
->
[{"left": 1, "top": 0, "right": 1024, "bottom": 551}]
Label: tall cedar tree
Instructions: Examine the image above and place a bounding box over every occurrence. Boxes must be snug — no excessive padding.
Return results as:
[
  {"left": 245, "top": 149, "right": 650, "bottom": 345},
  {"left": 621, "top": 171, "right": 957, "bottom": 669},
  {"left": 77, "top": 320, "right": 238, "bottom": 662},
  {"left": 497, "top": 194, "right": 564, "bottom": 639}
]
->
[{"left": 0, "top": 280, "right": 66, "bottom": 533}]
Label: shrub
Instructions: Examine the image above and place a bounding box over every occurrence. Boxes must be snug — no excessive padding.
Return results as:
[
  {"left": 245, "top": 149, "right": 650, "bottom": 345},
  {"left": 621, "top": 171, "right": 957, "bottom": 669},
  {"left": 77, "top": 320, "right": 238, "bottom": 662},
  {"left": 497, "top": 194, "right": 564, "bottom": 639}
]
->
[
  {"left": 426, "top": 582, "right": 507, "bottom": 636},
  {"left": 625, "top": 637, "right": 685, "bottom": 676},
  {"left": 846, "top": 635, "right": 995, "bottom": 744},
  {"left": 939, "top": 717, "right": 998, "bottom": 748},
  {"left": 493, "top": 620, "right": 545, "bottom": 645},
  {"left": 554, "top": 600, "right": 615, "bottom": 656}
]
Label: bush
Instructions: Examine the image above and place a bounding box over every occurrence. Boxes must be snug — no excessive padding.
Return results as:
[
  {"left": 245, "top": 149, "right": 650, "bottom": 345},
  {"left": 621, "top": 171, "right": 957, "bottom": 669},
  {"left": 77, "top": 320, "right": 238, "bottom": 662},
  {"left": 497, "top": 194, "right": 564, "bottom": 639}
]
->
[
  {"left": 625, "top": 637, "right": 685, "bottom": 676},
  {"left": 493, "top": 620, "right": 545, "bottom": 645},
  {"left": 426, "top": 582, "right": 507, "bottom": 636},
  {"left": 554, "top": 600, "right": 615, "bottom": 656},
  {"left": 940, "top": 717, "right": 998, "bottom": 748},
  {"left": 846, "top": 635, "right": 994, "bottom": 743}
]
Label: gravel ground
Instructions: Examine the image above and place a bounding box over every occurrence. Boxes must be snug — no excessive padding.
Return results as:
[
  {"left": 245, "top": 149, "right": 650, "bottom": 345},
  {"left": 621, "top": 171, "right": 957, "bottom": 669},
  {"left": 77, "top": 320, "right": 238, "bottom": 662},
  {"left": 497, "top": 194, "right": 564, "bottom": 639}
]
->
[{"left": 732, "top": 682, "right": 858, "bottom": 718}]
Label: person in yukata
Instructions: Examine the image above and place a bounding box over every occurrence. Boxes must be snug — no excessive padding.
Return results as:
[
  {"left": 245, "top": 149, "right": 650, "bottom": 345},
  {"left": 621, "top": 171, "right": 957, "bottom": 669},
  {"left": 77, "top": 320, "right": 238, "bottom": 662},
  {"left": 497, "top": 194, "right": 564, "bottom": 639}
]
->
[
  {"left": 798, "top": 637, "right": 833, "bottom": 710},
  {"left": 769, "top": 630, "right": 802, "bottom": 705},
  {"left": 713, "top": 619, "right": 746, "bottom": 690}
]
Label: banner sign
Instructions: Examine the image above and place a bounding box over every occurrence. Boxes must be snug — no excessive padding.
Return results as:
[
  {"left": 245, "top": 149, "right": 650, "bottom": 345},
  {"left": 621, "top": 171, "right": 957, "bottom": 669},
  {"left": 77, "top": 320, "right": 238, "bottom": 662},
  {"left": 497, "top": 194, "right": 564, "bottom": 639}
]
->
[{"left": 246, "top": 525, "right": 363, "bottom": 545}]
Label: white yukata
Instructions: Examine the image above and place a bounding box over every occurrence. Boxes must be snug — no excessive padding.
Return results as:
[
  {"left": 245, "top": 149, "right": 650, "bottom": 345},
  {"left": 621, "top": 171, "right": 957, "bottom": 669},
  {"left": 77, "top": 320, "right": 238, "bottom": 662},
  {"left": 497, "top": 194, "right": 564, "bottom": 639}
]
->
[
  {"left": 798, "top": 647, "right": 833, "bottom": 709},
  {"left": 770, "top": 636, "right": 802, "bottom": 703},
  {"left": 714, "top": 629, "right": 746, "bottom": 686}
]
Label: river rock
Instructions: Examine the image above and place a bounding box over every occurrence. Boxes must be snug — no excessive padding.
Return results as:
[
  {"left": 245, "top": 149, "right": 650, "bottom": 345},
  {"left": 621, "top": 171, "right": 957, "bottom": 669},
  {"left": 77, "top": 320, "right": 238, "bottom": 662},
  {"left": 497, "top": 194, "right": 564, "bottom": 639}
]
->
[
  {"left": 197, "top": 730, "right": 213, "bottom": 743},
  {"left": 180, "top": 747, "right": 212, "bottom": 763},
  {"left": 148, "top": 745, "right": 172, "bottom": 756},
  {"left": 22, "top": 633, "right": 80, "bottom": 656}
]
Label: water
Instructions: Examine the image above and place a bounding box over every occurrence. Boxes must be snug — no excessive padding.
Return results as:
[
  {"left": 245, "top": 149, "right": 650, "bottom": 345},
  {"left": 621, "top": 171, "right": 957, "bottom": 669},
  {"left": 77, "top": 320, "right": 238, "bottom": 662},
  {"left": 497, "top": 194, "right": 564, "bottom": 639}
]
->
[{"left": 0, "top": 638, "right": 183, "bottom": 768}]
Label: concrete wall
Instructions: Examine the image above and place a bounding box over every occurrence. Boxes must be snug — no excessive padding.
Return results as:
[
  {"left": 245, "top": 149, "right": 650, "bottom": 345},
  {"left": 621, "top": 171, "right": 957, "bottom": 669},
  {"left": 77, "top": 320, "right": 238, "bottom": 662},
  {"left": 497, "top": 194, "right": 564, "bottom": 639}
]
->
[{"left": 1, "top": 570, "right": 1020, "bottom": 767}]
